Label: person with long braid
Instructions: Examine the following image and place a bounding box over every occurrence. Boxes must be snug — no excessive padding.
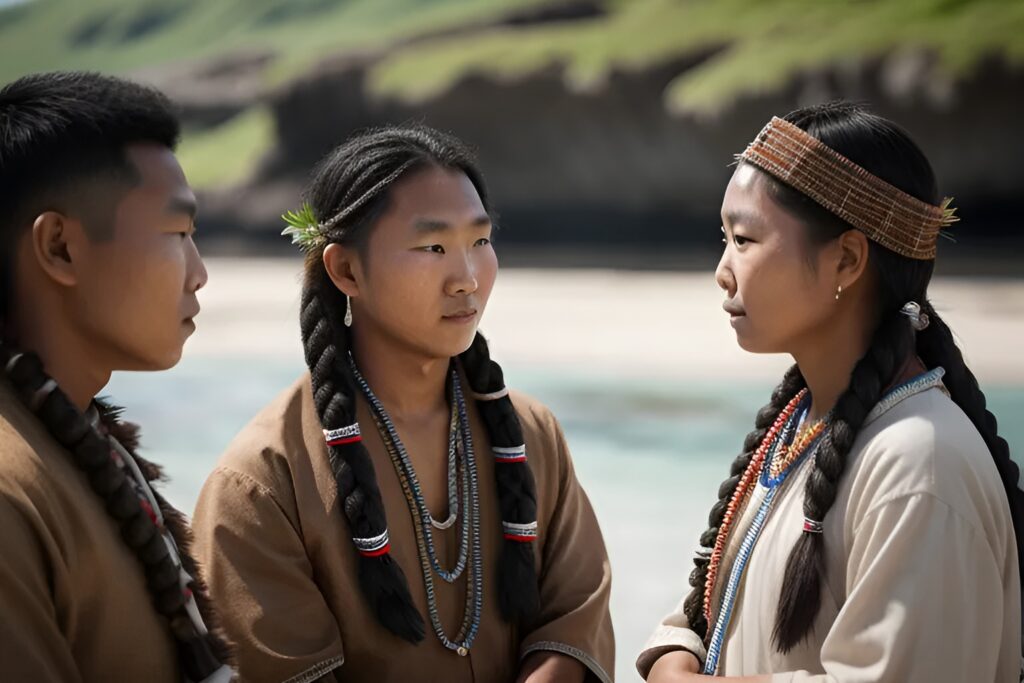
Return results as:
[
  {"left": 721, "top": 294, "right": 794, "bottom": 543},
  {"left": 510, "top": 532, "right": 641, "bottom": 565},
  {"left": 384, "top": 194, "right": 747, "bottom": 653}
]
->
[
  {"left": 639, "top": 102, "right": 1022, "bottom": 682},
  {"left": 192, "top": 124, "right": 613, "bottom": 682},
  {"left": 0, "top": 72, "right": 233, "bottom": 681}
]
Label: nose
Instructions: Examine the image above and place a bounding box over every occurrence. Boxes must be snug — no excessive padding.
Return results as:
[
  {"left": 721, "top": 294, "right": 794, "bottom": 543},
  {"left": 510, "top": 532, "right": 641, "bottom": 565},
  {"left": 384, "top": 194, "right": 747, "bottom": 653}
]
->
[
  {"left": 186, "top": 236, "right": 208, "bottom": 293},
  {"left": 445, "top": 248, "right": 479, "bottom": 297},
  {"left": 715, "top": 249, "right": 736, "bottom": 298}
]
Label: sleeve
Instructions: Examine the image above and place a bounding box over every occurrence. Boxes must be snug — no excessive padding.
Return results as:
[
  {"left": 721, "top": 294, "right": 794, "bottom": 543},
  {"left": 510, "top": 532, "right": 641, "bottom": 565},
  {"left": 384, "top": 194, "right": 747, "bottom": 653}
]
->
[
  {"left": 635, "top": 596, "right": 708, "bottom": 679},
  {"left": 774, "top": 492, "right": 1008, "bottom": 683},
  {"left": 518, "top": 415, "right": 615, "bottom": 683},
  {"left": 0, "top": 490, "right": 81, "bottom": 682},
  {"left": 192, "top": 466, "right": 345, "bottom": 683}
]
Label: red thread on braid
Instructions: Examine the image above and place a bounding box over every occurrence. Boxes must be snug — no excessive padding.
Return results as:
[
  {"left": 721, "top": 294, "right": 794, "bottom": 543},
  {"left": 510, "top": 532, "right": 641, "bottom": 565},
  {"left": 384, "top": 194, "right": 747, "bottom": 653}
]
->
[
  {"left": 139, "top": 498, "right": 159, "bottom": 526},
  {"left": 358, "top": 544, "right": 391, "bottom": 558},
  {"left": 327, "top": 435, "right": 363, "bottom": 447},
  {"left": 503, "top": 534, "right": 536, "bottom": 543}
]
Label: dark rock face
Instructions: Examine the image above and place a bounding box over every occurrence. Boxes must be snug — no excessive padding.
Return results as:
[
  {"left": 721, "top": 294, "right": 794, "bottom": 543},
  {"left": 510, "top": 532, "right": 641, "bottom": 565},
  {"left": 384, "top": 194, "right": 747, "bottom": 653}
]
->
[{"left": 195, "top": 48, "right": 1024, "bottom": 252}]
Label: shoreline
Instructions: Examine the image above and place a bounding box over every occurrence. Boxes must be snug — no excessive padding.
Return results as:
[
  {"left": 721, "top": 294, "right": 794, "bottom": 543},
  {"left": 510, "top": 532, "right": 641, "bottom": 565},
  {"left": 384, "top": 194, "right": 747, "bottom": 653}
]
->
[{"left": 187, "top": 257, "right": 1024, "bottom": 385}]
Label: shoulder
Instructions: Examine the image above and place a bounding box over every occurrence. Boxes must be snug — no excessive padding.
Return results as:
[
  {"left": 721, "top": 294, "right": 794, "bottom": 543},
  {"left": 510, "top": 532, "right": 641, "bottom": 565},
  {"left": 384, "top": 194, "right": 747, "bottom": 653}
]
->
[
  {"left": 508, "top": 389, "right": 562, "bottom": 440},
  {"left": 0, "top": 397, "right": 80, "bottom": 563},
  {"left": 214, "top": 374, "right": 312, "bottom": 484},
  {"left": 505, "top": 389, "right": 577, "bottom": 486},
  {"left": 0, "top": 395, "right": 71, "bottom": 515},
  {"left": 845, "top": 386, "right": 1008, "bottom": 535}
]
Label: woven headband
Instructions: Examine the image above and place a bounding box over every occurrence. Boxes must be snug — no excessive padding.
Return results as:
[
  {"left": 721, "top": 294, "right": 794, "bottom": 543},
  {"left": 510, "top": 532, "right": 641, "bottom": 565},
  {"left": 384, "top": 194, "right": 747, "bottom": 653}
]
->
[{"left": 738, "top": 116, "right": 957, "bottom": 260}]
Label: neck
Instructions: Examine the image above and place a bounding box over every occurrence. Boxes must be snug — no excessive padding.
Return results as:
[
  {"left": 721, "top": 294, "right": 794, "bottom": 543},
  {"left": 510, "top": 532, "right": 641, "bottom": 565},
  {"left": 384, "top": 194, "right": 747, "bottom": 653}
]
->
[
  {"left": 349, "top": 324, "right": 450, "bottom": 421},
  {"left": 9, "top": 304, "right": 109, "bottom": 412},
  {"left": 791, "top": 309, "right": 875, "bottom": 423}
]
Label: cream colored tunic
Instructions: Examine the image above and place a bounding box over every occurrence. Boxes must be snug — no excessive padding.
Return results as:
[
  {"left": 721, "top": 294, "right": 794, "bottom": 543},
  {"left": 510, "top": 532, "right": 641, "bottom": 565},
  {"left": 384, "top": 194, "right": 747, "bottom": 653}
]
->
[
  {"left": 193, "top": 375, "right": 614, "bottom": 683},
  {"left": 0, "top": 382, "right": 182, "bottom": 681},
  {"left": 639, "top": 380, "right": 1021, "bottom": 683}
]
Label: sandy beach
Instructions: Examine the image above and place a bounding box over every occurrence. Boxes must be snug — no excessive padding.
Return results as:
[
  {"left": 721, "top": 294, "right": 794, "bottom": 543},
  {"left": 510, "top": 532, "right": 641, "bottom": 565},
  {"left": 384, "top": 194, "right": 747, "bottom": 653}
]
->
[{"left": 189, "top": 257, "right": 1024, "bottom": 384}]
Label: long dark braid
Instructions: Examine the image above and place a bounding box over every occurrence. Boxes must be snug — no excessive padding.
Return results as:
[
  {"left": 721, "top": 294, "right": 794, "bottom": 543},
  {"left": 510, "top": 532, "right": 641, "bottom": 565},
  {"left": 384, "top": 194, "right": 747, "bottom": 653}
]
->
[
  {"left": 297, "top": 125, "right": 540, "bottom": 641},
  {"left": 916, "top": 304, "right": 1024, "bottom": 596},
  {"left": 773, "top": 311, "right": 912, "bottom": 650},
  {"left": 682, "top": 365, "right": 805, "bottom": 637},
  {"left": 460, "top": 333, "right": 541, "bottom": 621},
  {"left": 0, "top": 346, "right": 229, "bottom": 679},
  {"left": 301, "top": 263, "right": 425, "bottom": 642}
]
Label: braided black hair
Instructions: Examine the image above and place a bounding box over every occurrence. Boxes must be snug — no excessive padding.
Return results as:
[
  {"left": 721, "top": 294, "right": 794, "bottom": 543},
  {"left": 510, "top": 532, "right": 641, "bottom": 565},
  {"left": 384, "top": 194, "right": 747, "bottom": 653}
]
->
[
  {"left": 688, "top": 101, "right": 1023, "bottom": 653},
  {"left": 0, "top": 71, "right": 228, "bottom": 678},
  {"left": 298, "top": 125, "right": 540, "bottom": 643},
  {"left": 0, "top": 347, "right": 229, "bottom": 679}
]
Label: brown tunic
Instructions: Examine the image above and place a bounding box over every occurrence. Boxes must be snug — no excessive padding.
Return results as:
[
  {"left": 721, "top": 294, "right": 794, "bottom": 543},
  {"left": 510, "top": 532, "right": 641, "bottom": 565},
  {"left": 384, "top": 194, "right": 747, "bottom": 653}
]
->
[
  {"left": 0, "top": 381, "right": 182, "bottom": 682},
  {"left": 192, "top": 374, "right": 614, "bottom": 683}
]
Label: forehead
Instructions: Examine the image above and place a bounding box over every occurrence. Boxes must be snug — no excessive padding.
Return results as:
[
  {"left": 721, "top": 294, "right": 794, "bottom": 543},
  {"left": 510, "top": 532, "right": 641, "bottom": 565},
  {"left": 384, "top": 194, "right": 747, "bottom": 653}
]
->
[
  {"left": 383, "top": 165, "right": 484, "bottom": 221},
  {"left": 721, "top": 163, "right": 765, "bottom": 210},
  {"left": 122, "top": 143, "right": 192, "bottom": 201}
]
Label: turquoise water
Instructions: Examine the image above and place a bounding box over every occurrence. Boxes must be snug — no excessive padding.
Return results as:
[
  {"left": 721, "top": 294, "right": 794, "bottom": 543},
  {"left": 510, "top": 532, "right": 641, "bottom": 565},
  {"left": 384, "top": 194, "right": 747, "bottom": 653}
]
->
[{"left": 107, "top": 357, "right": 1024, "bottom": 682}]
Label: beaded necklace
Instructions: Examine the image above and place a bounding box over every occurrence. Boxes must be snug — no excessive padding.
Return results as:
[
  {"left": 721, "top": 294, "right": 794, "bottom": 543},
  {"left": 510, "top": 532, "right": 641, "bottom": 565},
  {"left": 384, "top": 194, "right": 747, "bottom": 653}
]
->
[
  {"left": 703, "top": 395, "right": 825, "bottom": 674},
  {"left": 431, "top": 409, "right": 460, "bottom": 531},
  {"left": 703, "top": 389, "right": 810, "bottom": 623},
  {"left": 351, "top": 359, "right": 483, "bottom": 657},
  {"left": 700, "top": 367, "right": 947, "bottom": 674}
]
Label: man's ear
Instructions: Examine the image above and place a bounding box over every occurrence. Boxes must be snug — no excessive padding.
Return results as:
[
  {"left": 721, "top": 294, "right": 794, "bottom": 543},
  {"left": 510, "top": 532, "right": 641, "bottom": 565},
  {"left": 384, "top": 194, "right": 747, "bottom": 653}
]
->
[
  {"left": 30, "top": 211, "right": 87, "bottom": 287},
  {"left": 323, "top": 243, "right": 363, "bottom": 299}
]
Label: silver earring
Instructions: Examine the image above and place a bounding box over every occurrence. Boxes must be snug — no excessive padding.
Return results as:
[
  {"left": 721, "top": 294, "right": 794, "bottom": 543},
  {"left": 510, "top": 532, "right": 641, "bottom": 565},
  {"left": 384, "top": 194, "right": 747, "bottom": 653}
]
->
[
  {"left": 344, "top": 298, "right": 353, "bottom": 327},
  {"left": 835, "top": 284, "right": 843, "bottom": 301}
]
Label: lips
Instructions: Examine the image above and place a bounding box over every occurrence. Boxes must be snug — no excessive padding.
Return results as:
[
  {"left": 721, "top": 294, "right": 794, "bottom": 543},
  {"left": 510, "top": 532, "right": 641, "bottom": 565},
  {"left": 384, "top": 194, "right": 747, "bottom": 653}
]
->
[
  {"left": 442, "top": 308, "right": 477, "bottom": 322},
  {"left": 722, "top": 301, "right": 745, "bottom": 317},
  {"left": 183, "top": 301, "right": 201, "bottom": 322}
]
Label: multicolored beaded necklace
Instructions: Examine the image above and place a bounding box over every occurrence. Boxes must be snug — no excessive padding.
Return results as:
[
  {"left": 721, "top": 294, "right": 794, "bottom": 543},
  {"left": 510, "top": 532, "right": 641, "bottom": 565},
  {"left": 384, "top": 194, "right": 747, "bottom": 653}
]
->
[
  {"left": 351, "top": 358, "right": 484, "bottom": 657},
  {"left": 699, "top": 367, "right": 948, "bottom": 675},
  {"left": 703, "top": 390, "right": 827, "bottom": 674}
]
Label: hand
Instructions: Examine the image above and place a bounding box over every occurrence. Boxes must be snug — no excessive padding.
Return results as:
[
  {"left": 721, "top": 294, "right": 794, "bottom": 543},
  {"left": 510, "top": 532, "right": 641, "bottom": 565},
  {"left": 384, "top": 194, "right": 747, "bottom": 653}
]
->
[
  {"left": 515, "top": 651, "right": 586, "bottom": 683},
  {"left": 647, "top": 650, "right": 703, "bottom": 682}
]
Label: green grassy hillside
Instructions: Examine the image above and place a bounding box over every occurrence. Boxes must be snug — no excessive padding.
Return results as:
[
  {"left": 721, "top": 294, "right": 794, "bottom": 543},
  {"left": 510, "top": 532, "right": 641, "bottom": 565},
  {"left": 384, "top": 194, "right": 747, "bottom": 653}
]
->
[
  {"left": 369, "top": 0, "right": 1024, "bottom": 114},
  {"left": 4, "top": 0, "right": 1021, "bottom": 189},
  {"left": 0, "top": 0, "right": 547, "bottom": 84}
]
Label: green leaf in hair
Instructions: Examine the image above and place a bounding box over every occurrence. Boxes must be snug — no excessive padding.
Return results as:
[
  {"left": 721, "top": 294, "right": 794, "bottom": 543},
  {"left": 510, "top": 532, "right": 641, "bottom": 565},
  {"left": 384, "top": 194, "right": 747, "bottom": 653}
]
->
[{"left": 281, "top": 203, "right": 324, "bottom": 251}]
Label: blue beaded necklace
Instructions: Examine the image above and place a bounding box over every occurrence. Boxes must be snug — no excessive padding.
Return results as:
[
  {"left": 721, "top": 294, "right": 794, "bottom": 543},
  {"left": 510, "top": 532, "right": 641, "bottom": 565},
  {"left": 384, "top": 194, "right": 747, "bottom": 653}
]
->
[
  {"left": 350, "top": 357, "right": 484, "bottom": 656},
  {"left": 704, "top": 399, "right": 825, "bottom": 674}
]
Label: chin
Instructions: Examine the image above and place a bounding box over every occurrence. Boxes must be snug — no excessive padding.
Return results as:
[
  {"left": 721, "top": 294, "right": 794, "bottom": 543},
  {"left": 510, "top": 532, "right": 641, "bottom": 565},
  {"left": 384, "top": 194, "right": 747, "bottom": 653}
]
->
[
  {"left": 140, "top": 346, "right": 185, "bottom": 372},
  {"left": 734, "top": 334, "right": 786, "bottom": 355},
  {"left": 732, "top": 326, "right": 763, "bottom": 354},
  {"left": 434, "top": 328, "right": 478, "bottom": 357}
]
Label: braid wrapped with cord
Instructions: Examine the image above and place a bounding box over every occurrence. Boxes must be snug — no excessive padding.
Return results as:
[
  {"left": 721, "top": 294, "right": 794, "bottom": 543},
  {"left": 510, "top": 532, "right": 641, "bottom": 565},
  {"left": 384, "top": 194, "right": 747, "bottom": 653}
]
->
[
  {"left": 773, "top": 310, "right": 912, "bottom": 651},
  {"left": 0, "top": 345, "right": 232, "bottom": 681},
  {"left": 460, "top": 333, "right": 540, "bottom": 621},
  {"left": 296, "top": 124, "right": 540, "bottom": 640},
  {"left": 300, "top": 263, "right": 425, "bottom": 642}
]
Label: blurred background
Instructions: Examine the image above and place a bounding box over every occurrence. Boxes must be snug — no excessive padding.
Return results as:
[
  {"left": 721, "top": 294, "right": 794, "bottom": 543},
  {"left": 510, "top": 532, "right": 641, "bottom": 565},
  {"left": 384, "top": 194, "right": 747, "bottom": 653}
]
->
[{"left": 3, "top": 1, "right": 1022, "bottom": 679}]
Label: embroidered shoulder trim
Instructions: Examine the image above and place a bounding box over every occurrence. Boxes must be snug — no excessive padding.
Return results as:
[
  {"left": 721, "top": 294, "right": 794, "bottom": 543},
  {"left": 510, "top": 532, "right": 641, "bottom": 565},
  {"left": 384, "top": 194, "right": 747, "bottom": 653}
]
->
[{"left": 865, "top": 367, "right": 946, "bottom": 426}]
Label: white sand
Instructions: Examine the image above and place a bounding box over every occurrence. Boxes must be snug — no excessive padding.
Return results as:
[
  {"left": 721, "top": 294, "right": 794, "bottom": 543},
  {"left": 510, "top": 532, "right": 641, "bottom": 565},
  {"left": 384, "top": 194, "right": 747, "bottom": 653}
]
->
[{"left": 188, "top": 257, "right": 1024, "bottom": 383}]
